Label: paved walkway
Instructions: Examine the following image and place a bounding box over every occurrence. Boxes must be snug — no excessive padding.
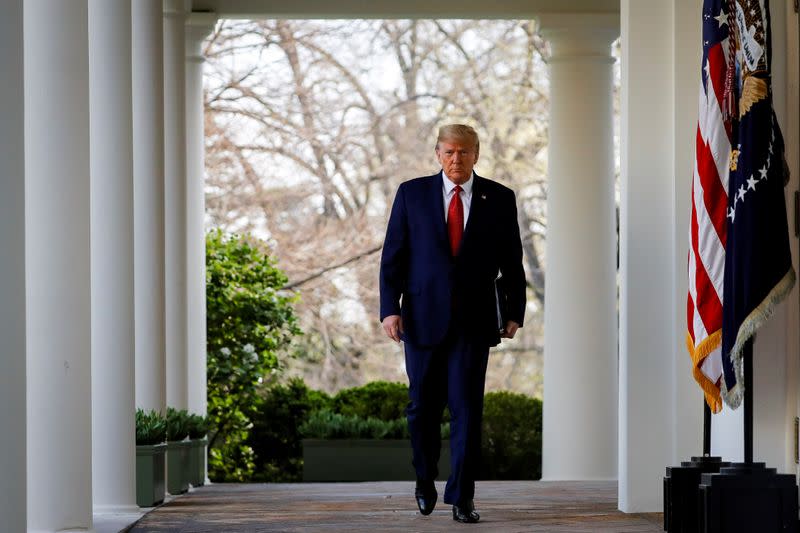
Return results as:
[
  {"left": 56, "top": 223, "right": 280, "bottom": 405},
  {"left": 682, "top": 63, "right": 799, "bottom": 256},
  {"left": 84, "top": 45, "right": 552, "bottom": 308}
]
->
[{"left": 128, "top": 481, "right": 662, "bottom": 532}]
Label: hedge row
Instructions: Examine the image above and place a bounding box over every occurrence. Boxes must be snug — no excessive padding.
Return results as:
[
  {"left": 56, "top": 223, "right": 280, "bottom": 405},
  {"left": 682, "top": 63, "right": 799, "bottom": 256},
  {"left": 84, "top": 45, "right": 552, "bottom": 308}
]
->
[{"left": 247, "top": 379, "right": 542, "bottom": 482}]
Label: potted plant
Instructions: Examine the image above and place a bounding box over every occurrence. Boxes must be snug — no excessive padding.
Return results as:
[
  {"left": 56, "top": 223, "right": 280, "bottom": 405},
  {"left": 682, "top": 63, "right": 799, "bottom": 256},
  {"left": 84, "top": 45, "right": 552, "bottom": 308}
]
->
[
  {"left": 187, "top": 413, "right": 209, "bottom": 487},
  {"left": 135, "top": 409, "right": 167, "bottom": 507},
  {"left": 300, "top": 409, "right": 451, "bottom": 481},
  {"left": 166, "top": 407, "right": 191, "bottom": 494}
]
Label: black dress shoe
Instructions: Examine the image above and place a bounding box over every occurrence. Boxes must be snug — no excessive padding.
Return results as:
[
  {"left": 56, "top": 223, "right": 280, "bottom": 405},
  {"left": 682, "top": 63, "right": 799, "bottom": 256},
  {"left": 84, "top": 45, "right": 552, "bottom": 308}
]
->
[
  {"left": 452, "top": 500, "right": 480, "bottom": 523},
  {"left": 414, "top": 481, "right": 437, "bottom": 515}
]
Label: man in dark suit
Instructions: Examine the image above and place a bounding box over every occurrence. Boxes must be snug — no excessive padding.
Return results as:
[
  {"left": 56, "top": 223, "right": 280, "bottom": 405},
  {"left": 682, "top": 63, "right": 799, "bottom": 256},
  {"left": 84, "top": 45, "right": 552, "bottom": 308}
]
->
[{"left": 379, "top": 124, "right": 526, "bottom": 523}]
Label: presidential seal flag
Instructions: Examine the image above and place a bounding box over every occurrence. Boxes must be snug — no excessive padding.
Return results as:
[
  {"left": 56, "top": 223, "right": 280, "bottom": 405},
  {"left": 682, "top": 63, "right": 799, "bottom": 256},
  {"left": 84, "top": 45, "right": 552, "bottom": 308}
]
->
[
  {"left": 687, "top": 0, "right": 734, "bottom": 414},
  {"left": 720, "top": 0, "right": 796, "bottom": 408}
]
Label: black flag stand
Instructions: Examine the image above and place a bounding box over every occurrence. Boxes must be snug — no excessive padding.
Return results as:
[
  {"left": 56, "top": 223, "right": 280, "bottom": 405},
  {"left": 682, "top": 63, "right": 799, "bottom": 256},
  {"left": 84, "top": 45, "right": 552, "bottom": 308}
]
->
[
  {"left": 697, "top": 339, "right": 799, "bottom": 532},
  {"left": 663, "top": 397, "right": 728, "bottom": 532}
]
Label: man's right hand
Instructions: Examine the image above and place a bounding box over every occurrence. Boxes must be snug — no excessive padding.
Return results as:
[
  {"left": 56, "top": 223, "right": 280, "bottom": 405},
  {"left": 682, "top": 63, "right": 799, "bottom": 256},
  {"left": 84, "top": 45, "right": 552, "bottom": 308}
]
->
[{"left": 382, "top": 315, "right": 403, "bottom": 343}]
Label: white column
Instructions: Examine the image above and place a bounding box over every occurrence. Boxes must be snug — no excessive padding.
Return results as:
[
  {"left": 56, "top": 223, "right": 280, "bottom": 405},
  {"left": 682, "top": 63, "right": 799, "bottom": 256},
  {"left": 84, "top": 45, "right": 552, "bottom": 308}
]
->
[
  {"left": 619, "top": 0, "right": 688, "bottom": 512},
  {"left": 539, "top": 14, "right": 619, "bottom": 481},
  {"left": 134, "top": 0, "right": 167, "bottom": 413},
  {"left": 89, "top": 0, "right": 137, "bottom": 514},
  {"left": 185, "top": 13, "right": 217, "bottom": 417},
  {"left": 25, "top": 0, "right": 93, "bottom": 530},
  {"left": 164, "top": 0, "right": 189, "bottom": 410},
  {"left": 0, "top": 1, "right": 27, "bottom": 530}
]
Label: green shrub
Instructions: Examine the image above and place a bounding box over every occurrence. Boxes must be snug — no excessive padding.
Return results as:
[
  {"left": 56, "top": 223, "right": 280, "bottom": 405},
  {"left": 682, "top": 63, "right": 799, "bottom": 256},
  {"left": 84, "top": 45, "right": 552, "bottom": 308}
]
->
[
  {"left": 135, "top": 409, "right": 166, "bottom": 446},
  {"left": 299, "top": 409, "right": 415, "bottom": 440},
  {"left": 248, "top": 378, "right": 332, "bottom": 482},
  {"left": 206, "top": 230, "right": 300, "bottom": 482},
  {"left": 187, "top": 414, "right": 209, "bottom": 440},
  {"left": 299, "top": 409, "right": 450, "bottom": 441},
  {"left": 166, "top": 407, "right": 190, "bottom": 442},
  {"left": 480, "top": 391, "right": 542, "bottom": 480},
  {"left": 332, "top": 381, "right": 409, "bottom": 421}
]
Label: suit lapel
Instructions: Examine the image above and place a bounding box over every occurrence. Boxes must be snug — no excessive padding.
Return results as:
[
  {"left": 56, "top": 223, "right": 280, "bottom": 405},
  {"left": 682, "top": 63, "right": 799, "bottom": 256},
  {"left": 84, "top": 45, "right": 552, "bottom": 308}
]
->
[
  {"left": 462, "top": 174, "right": 484, "bottom": 247},
  {"left": 429, "top": 172, "right": 448, "bottom": 248}
]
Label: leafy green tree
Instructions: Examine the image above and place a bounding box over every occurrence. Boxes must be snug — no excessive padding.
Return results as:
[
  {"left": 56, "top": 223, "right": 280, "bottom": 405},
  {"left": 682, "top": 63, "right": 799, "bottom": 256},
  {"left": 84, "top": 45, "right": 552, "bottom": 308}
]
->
[{"left": 206, "top": 229, "right": 300, "bottom": 481}]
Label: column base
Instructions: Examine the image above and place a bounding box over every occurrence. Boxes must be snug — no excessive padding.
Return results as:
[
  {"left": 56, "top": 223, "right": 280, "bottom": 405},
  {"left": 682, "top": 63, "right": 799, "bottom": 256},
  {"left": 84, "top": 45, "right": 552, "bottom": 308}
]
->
[
  {"left": 663, "top": 455, "right": 728, "bottom": 532},
  {"left": 698, "top": 462, "right": 799, "bottom": 532},
  {"left": 92, "top": 503, "right": 141, "bottom": 515},
  {"left": 92, "top": 505, "right": 144, "bottom": 533},
  {"left": 29, "top": 529, "right": 96, "bottom": 533}
]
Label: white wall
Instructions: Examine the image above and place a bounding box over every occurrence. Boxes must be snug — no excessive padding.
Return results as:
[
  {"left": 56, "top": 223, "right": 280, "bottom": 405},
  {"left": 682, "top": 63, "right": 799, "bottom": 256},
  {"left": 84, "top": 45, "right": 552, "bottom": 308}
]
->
[{"left": 780, "top": 0, "right": 800, "bottom": 482}]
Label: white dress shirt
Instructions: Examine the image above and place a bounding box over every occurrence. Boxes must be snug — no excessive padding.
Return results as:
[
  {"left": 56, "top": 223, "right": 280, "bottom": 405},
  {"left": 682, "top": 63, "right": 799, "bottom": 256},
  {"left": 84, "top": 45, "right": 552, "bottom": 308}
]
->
[{"left": 442, "top": 171, "right": 473, "bottom": 229}]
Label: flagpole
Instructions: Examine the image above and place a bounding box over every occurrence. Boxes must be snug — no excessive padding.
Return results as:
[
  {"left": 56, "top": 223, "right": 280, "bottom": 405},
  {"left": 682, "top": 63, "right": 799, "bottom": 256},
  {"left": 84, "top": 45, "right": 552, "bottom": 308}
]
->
[
  {"left": 703, "top": 400, "right": 711, "bottom": 456},
  {"left": 743, "top": 338, "right": 753, "bottom": 464}
]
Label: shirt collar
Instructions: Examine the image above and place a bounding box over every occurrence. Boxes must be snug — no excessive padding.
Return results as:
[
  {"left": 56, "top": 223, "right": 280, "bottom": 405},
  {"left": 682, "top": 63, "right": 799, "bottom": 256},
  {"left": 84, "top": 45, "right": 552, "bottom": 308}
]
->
[{"left": 442, "top": 171, "right": 474, "bottom": 196}]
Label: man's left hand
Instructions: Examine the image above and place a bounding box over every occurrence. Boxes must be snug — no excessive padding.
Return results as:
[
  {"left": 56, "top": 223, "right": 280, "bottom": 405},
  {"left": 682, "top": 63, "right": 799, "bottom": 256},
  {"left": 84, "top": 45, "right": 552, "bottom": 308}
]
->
[{"left": 501, "top": 320, "right": 520, "bottom": 339}]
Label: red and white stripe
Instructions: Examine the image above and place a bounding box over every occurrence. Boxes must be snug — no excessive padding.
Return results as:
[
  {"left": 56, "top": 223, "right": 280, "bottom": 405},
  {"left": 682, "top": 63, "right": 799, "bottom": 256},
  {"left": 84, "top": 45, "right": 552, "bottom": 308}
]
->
[{"left": 686, "top": 38, "right": 731, "bottom": 413}]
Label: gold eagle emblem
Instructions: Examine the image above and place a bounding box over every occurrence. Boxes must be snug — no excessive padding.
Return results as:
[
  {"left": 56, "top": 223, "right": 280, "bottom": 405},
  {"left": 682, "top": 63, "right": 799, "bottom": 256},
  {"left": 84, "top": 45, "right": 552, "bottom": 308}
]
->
[{"left": 739, "top": 75, "right": 768, "bottom": 117}]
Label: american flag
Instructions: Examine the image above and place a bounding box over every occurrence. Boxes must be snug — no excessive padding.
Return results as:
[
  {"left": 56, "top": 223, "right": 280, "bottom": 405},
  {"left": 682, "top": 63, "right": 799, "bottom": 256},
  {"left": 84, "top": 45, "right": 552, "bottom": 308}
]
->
[
  {"left": 687, "top": 0, "right": 734, "bottom": 414},
  {"left": 720, "top": 0, "right": 795, "bottom": 408}
]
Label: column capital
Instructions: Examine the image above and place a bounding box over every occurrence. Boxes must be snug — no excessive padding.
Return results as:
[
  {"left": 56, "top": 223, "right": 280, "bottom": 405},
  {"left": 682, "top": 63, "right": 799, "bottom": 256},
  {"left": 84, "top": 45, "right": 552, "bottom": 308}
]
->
[
  {"left": 186, "top": 12, "right": 218, "bottom": 61},
  {"left": 538, "top": 13, "right": 619, "bottom": 61}
]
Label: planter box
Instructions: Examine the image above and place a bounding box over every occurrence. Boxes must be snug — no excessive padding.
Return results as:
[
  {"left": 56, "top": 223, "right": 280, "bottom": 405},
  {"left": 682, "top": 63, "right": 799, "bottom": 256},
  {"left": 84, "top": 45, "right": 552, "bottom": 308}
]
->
[
  {"left": 136, "top": 443, "right": 166, "bottom": 507},
  {"left": 188, "top": 437, "right": 208, "bottom": 487},
  {"left": 302, "top": 439, "right": 451, "bottom": 481},
  {"left": 166, "top": 440, "right": 192, "bottom": 494}
]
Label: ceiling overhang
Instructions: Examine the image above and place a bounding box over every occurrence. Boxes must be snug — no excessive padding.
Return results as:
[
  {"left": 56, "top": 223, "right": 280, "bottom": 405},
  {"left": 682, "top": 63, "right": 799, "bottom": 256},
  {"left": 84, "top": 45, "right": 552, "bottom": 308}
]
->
[{"left": 190, "top": 0, "right": 619, "bottom": 20}]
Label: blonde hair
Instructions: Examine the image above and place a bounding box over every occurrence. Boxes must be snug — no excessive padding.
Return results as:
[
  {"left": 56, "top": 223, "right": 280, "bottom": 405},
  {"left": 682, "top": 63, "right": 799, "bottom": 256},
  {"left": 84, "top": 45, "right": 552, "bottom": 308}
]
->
[{"left": 436, "top": 124, "right": 480, "bottom": 153}]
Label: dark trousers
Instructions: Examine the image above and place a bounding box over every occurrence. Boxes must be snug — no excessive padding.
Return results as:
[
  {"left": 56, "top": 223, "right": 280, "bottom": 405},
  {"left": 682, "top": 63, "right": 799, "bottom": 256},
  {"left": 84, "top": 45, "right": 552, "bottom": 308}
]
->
[{"left": 404, "top": 328, "right": 490, "bottom": 505}]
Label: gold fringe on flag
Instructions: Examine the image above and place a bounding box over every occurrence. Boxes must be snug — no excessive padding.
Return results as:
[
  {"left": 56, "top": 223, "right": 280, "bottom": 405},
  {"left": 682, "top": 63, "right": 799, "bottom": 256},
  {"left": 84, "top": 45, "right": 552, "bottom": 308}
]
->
[{"left": 721, "top": 267, "right": 796, "bottom": 409}]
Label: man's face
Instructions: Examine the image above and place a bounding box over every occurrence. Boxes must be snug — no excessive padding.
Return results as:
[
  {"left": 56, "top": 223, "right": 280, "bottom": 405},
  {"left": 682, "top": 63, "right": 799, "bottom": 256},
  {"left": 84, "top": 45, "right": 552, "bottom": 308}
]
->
[{"left": 436, "top": 139, "right": 479, "bottom": 185}]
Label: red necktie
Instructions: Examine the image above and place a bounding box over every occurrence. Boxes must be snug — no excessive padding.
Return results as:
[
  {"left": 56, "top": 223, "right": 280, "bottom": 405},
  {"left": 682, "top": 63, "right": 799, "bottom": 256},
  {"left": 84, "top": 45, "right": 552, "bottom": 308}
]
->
[{"left": 448, "top": 185, "right": 464, "bottom": 256}]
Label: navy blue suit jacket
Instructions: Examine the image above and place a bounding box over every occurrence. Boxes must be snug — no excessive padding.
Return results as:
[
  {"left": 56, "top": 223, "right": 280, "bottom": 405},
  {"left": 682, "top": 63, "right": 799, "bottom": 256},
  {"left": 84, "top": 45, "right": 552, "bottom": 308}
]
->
[{"left": 379, "top": 172, "right": 526, "bottom": 348}]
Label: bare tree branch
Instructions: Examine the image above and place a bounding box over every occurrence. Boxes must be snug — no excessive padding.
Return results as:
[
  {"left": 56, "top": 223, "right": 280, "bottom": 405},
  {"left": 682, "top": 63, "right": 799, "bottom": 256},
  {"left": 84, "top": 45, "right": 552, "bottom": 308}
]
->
[{"left": 282, "top": 244, "right": 383, "bottom": 291}]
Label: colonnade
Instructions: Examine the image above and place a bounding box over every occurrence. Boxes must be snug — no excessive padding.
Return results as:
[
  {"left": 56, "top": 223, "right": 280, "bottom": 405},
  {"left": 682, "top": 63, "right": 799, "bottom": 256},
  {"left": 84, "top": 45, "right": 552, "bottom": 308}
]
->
[
  {"left": 5, "top": 0, "right": 791, "bottom": 527},
  {"left": 0, "top": 1, "right": 214, "bottom": 529},
  {"left": 0, "top": 2, "right": 624, "bottom": 528}
]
